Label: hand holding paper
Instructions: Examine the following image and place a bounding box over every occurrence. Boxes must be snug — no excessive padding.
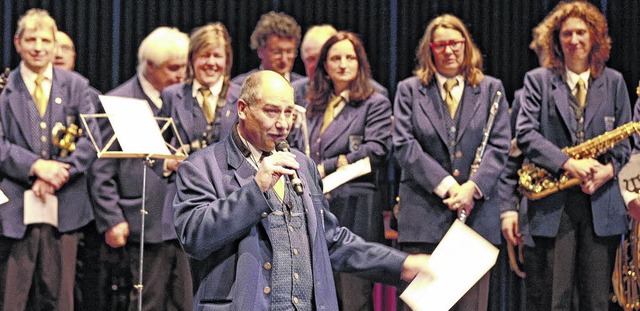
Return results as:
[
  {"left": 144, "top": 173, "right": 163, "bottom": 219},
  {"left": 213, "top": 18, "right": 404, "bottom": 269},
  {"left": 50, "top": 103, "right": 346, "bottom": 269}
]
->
[{"left": 400, "top": 220, "right": 499, "bottom": 311}]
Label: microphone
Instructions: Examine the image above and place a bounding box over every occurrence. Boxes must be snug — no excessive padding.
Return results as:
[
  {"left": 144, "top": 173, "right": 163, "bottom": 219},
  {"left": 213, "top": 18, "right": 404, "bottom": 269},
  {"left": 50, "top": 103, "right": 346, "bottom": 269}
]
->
[{"left": 275, "top": 138, "right": 304, "bottom": 196}]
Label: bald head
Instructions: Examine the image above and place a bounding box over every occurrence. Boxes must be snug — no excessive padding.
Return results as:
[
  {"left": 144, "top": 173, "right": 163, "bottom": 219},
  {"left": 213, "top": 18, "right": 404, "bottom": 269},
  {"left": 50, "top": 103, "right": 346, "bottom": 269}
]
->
[
  {"left": 301, "top": 25, "right": 337, "bottom": 79},
  {"left": 54, "top": 31, "right": 76, "bottom": 70},
  {"left": 238, "top": 70, "right": 294, "bottom": 151}
]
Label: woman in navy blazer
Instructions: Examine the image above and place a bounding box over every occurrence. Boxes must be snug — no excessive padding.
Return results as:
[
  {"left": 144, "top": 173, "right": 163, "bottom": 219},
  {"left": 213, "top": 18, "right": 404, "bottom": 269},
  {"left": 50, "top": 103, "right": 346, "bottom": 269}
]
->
[
  {"left": 160, "top": 23, "right": 240, "bottom": 222},
  {"left": 393, "top": 14, "right": 510, "bottom": 310},
  {"left": 304, "top": 31, "right": 392, "bottom": 311},
  {"left": 515, "top": 2, "right": 631, "bottom": 310}
]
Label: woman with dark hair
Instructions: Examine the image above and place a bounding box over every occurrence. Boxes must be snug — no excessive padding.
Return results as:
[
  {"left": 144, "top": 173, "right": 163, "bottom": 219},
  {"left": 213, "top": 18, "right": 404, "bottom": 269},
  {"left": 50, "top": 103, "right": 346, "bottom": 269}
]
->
[
  {"left": 393, "top": 14, "right": 510, "bottom": 310},
  {"left": 515, "top": 2, "right": 631, "bottom": 310},
  {"left": 304, "top": 31, "right": 391, "bottom": 311}
]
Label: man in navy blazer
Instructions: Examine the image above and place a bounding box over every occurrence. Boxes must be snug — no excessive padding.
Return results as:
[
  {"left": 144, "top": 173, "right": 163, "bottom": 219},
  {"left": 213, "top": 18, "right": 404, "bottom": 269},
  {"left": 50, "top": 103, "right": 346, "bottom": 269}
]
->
[
  {"left": 91, "top": 27, "right": 193, "bottom": 310},
  {"left": 0, "top": 9, "right": 100, "bottom": 310},
  {"left": 231, "top": 11, "right": 304, "bottom": 85},
  {"left": 515, "top": 2, "right": 631, "bottom": 310},
  {"left": 174, "top": 70, "right": 430, "bottom": 310}
]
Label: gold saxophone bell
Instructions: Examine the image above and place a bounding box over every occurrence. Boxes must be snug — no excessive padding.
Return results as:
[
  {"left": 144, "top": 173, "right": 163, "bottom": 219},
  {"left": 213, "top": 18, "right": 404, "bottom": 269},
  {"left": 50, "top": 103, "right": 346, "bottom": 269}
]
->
[{"left": 52, "top": 122, "right": 83, "bottom": 157}]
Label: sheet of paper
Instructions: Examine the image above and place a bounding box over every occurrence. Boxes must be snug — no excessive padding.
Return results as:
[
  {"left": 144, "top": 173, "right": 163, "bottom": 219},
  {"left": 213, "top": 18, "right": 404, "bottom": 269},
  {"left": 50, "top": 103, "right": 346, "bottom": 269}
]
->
[
  {"left": 322, "top": 157, "right": 371, "bottom": 194},
  {"left": 618, "top": 152, "right": 640, "bottom": 206},
  {"left": 0, "top": 189, "right": 8, "bottom": 205},
  {"left": 99, "top": 95, "right": 171, "bottom": 155},
  {"left": 23, "top": 190, "right": 58, "bottom": 227},
  {"left": 400, "top": 220, "right": 499, "bottom": 311}
]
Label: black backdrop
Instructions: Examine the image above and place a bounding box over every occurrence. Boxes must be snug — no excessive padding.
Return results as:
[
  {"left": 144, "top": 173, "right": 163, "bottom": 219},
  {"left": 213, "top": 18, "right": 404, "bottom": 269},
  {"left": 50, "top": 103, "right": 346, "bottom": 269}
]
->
[
  {"left": 2, "top": 1, "right": 638, "bottom": 310},
  {"left": 1, "top": 0, "right": 639, "bottom": 105}
]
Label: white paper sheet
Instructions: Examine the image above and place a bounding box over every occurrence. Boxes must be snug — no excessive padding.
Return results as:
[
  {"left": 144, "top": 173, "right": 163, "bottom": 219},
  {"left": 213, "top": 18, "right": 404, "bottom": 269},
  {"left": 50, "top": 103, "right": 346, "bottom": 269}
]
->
[
  {"left": 322, "top": 157, "right": 371, "bottom": 194},
  {"left": 99, "top": 95, "right": 171, "bottom": 155},
  {"left": 400, "top": 220, "right": 499, "bottom": 311},
  {"left": 618, "top": 153, "right": 640, "bottom": 206},
  {"left": 0, "top": 189, "right": 8, "bottom": 205},
  {"left": 23, "top": 190, "right": 58, "bottom": 227}
]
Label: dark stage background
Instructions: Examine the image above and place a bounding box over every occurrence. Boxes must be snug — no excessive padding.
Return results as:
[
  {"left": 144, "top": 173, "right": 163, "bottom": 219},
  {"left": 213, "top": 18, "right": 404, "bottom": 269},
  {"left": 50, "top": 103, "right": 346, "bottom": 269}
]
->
[
  {"left": 1, "top": 0, "right": 639, "bottom": 104},
  {"left": 1, "top": 1, "right": 638, "bottom": 310}
]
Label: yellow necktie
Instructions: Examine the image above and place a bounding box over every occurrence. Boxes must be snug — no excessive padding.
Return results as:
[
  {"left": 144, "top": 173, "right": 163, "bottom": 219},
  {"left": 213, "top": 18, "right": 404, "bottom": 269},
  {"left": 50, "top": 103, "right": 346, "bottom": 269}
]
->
[
  {"left": 273, "top": 178, "right": 285, "bottom": 201},
  {"left": 260, "top": 151, "right": 285, "bottom": 200},
  {"left": 320, "top": 95, "right": 343, "bottom": 135},
  {"left": 199, "top": 87, "right": 214, "bottom": 123},
  {"left": 34, "top": 74, "right": 47, "bottom": 117},
  {"left": 444, "top": 78, "right": 458, "bottom": 118},
  {"left": 576, "top": 78, "right": 586, "bottom": 107}
]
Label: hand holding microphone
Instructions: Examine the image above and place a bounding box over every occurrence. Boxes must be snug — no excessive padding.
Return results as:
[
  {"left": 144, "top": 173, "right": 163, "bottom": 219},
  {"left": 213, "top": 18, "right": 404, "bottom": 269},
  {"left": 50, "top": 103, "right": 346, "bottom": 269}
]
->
[{"left": 275, "top": 139, "right": 304, "bottom": 196}]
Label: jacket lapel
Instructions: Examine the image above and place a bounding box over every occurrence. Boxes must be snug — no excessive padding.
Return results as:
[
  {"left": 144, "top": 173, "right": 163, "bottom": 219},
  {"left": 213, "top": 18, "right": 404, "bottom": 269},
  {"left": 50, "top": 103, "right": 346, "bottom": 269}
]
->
[
  {"left": 6, "top": 71, "right": 40, "bottom": 151},
  {"left": 319, "top": 103, "right": 354, "bottom": 150},
  {"left": 456, "top": 83, "right": 482, "bottom": 140},
  {"left": 174, "top": 84, "right": 194, "bottom": 141},
  {"left": 226, "top": 138, "right": 274, "bottom": 241},
  {"left": 583, "top": 75, "right": 604, "bottom": 130},
  {"left": 551, "top": 76, "right": 577, "bottom": 142},
  {"left": 418, "top": 83, "right": 450, "bottom": 145},
  {"left": 49, "top": 70, "right": 66, "bottom": 129}
]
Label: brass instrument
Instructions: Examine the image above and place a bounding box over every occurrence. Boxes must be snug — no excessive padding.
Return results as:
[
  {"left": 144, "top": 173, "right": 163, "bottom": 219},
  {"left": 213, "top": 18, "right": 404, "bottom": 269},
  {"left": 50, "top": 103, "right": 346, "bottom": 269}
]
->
[
  {"left": 518, "top": 121, "right": 640, "bottom": 200},
  {"left": 613, "top": 220, "right": 640, "bottom": 310},
  {"left": 52, "top": 122, "right": 83, "bottom": 157},
  {"left": 613, "top": 138, "right": 640, "bottom": 310},
  {"left": 0, "top": 67, "right": 10, "bottom": 92}
]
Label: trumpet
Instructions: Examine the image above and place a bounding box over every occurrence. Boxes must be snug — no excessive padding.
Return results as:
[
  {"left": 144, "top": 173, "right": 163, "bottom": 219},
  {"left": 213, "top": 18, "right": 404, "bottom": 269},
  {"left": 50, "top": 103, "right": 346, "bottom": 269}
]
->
[{"left": 52, "top": 122, "right": 83, "bottom": 157}]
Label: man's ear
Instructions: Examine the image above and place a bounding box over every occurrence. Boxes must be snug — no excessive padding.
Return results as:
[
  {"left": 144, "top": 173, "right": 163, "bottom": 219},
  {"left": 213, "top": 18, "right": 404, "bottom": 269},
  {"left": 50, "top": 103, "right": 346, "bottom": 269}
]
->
[
  {"left": 257, "top": 47, "right": 266, "bottom": 62},
  {"left": 14, "top": 35, "right": 22, "bottom": 54},
  {"left": 237, "top": 99, "right": 248, "bottom": 120}
]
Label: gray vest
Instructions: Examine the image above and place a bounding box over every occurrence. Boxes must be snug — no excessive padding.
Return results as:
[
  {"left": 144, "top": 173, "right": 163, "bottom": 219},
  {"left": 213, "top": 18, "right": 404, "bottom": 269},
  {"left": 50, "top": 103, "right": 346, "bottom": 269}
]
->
[{"left": 266, "top": 182, "right": 314, "bottom": 311}]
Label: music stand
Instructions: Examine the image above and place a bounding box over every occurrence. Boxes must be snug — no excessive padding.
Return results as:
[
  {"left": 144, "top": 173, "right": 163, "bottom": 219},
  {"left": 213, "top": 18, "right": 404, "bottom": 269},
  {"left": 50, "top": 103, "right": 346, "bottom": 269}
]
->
[{"left": 81, "top": 95, "right": 186, "bottom": 311}]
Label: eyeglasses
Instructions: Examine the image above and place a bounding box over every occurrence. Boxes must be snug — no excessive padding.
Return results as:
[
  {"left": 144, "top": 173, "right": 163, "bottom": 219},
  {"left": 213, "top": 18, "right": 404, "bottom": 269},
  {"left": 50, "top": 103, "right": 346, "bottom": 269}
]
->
[
  {"left": 429, "top": 39, "right": 465, "bottom": 54},
  {"left": 269, "top": 48, "right": 297, "bottom": 58}
]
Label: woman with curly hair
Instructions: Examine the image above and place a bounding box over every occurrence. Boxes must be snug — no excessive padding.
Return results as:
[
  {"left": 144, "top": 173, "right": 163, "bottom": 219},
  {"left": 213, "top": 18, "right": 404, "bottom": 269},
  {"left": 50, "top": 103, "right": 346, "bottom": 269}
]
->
[{"left": 515, "top": 1, "right": 631, "bottom": 310}]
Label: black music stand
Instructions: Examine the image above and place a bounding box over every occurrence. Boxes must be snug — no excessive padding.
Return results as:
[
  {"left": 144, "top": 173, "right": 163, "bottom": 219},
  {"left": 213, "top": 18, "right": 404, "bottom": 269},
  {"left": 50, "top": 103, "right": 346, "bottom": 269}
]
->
[{"left": 81, "top": 95, "right": 186, "bottom": 311}]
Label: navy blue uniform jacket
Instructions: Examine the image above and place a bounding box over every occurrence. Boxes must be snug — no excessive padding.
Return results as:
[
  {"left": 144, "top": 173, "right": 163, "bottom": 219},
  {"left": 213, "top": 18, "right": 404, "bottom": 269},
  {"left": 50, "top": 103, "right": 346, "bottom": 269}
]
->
[{"left": 173, "top": 135, "right": 408, "bottom": 310}]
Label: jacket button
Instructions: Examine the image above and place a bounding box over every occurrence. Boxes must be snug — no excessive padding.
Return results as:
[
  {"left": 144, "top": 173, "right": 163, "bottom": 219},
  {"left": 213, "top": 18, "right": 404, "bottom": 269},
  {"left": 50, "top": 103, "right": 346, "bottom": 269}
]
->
[
  {"left": 261, "top": 212, "right": 268, "bottom": 218},
  {"left": 263, "top": 262, "right": 271, "bottom": 270},
  {"left": 293, "top": 296, "right": 299, "bottom": 304},
  {"left": 263, "top": 286, "right": 271, "bottom": 294},
  {"left": 325, "top": 193, "right": 331, "bottom": 200},
  {"left": 40, "top": 122, "right": 47, "bottom": 129},
  {"left": 453, "top": 169, "right": 460, "bottom": 177},
  {"left": 456, "top": 151, "right": 463, "bottom": 158}
]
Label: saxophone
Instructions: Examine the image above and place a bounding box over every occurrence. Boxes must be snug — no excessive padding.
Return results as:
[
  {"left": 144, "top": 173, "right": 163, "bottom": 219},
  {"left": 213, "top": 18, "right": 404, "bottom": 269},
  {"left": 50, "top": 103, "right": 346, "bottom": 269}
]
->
[{"left": 518, "top": 121, "right": 640, "bottom": 200}]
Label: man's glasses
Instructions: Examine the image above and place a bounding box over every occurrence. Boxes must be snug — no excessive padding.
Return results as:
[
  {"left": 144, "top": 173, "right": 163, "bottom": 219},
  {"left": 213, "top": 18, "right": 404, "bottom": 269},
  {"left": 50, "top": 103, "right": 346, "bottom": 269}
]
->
[{"left": 429, "top": 39, "right": 465, "bottom": 54}]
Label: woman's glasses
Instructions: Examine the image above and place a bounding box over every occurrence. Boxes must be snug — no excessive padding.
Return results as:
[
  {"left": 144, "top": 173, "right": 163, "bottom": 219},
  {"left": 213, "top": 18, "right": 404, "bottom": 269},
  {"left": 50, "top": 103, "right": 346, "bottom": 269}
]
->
[{"left": 429, "top": 39, "right": 465, "bottom": 54}]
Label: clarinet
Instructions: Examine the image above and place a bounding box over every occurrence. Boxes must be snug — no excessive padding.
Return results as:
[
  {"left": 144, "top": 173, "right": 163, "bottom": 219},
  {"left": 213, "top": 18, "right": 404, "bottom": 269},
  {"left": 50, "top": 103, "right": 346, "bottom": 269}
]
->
[{"left": 459, "top": 90, "right": 502, "bottom": 223}]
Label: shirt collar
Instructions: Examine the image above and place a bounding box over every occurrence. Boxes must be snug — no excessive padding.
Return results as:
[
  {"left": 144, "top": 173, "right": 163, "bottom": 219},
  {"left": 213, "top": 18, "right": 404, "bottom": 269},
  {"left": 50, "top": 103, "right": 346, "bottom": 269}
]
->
[
  {"left": 191, "top": 77, "right": 224, "bottom": 98},
  {"left": 233, "top": 124, "right": 272, "bottom": 162},
  {"left": 20, "top": 61, "right": 53, "bottom": 84},
  {"left": 138, "top": 72, "right": 162, "bottom": 109},
  {"left": 435, "top": 72, "right": 463, "bottom": 90},
  {"left": 333, "top": 89, "right": 350, "bottom": 102},
  {"left": 565, "top": 68, "right": 590, "bottom": 90}
]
